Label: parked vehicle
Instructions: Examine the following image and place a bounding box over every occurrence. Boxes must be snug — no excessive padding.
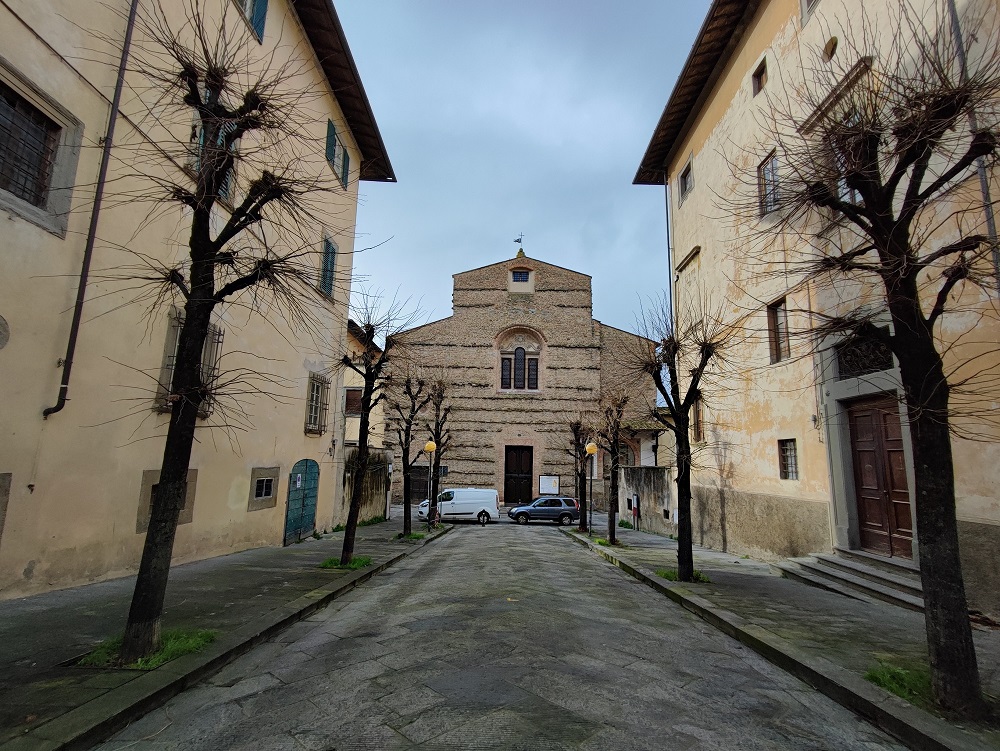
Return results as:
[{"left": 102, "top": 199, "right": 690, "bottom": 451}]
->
[
  {"left": 507, "top": 496, "right": 580, "bottom": 526},
  {"left": 417, "top": 488, "right": 501, "bottom": 525}
]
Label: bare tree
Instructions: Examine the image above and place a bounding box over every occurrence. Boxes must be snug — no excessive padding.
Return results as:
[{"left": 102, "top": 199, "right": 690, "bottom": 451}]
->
[
  {"left": 565, "top": 418, "right": 593, "bottom": 532},
  {"left": 631, "top": 295, "right": 733, "bottom": 583},
  {"left": 113, "top": 2, "right": 351, "bottom": 662},
  {"left": 592, "top": 388, "right": 630, "bottom": 545},
  {"left": 338, "top": 293, "right": 418, "bottom": 564},
  {"left": 424, "top": 377, "right": 452, "bottom": 527},
  {"left": 385, "top": 366, "right": 431, "bottom": 535},
  {"left": 726, "top": 0, "right": 1000, "bottom": 715}
]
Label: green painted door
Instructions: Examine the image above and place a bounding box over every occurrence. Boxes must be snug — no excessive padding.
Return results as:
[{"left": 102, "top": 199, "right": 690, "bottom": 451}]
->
[{"left": 284, "top": 459, "right": 319, "bottom": 545}]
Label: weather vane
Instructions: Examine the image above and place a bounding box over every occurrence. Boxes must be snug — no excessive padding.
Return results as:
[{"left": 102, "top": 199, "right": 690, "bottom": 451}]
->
[{"left": 514, "top": 232, "right": 524, "bottom": 246}]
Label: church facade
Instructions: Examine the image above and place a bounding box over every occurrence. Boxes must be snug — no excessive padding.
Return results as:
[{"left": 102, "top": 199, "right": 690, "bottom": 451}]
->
[{"left": 390, "top": 252, "right": 659, "bottom": 507}]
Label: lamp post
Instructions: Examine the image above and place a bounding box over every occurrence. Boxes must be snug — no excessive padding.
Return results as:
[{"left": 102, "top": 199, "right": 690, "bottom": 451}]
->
[
  {"left": 585, "top": 442, "right": 597, "bottom": 536},
  {"left": 424, "top": 440, "right": 437, "bottom": 527}
]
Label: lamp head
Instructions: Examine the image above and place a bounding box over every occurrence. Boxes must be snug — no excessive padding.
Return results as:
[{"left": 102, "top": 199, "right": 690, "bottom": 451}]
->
[
  {"left": 424, "top": 440, "right": 437, "bottom": 453},
  {"left": 585, "top": 442, "right": 598, "bottom": 455}
]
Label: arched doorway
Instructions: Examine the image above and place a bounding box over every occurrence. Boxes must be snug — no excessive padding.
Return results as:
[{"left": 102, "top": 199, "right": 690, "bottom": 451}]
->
[{"left": 284, "top": 459, "right": 319, "bottom": 545}]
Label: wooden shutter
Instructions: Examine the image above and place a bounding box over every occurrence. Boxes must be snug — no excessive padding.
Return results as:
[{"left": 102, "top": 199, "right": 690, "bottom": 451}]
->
[
  {"left": 341, "top": 147, "right": 350, "bottom": 189},
  {"left": 344, "top": 387, "right": 362, "bottom": 415},
  {"left": 325, "top": 120, "right": 337, "bottom": 166},
  {"left": 320, "top": 237, "right": 336, "bottom": 295},
  {"left": 251, "top": 0, "right": 268, "bottom": 39}
]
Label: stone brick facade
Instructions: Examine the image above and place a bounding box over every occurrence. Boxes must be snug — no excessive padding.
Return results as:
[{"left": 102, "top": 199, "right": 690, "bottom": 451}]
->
[{"left": 389, "top": 253, "right": 654, "bottom": 505}]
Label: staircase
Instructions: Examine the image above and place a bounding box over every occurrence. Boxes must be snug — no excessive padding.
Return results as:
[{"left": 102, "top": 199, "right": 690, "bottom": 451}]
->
[{"left": 772, "top": 548, "right": 924, "bottom": 612}]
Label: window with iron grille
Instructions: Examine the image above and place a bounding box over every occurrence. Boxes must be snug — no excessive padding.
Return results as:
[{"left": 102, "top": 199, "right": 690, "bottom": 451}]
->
[
  {"left": 501, "top": 357, "right": 512, "bottom": 389},
  {"left": 344, "top": 387, "right": 362, "bottom": 416},
  {"left": 254, "top": 477, "right": 273, "bottom": 499},
  {"left": 835, "top": 327, "right": 894, "bottom": 380},
  {"left": 305, "top": 372, "right": 330, "bottom": 434},
  {"left": 691, "top": 395, "right": 704, "bottom": 443},
  {"left": 767, "top": 298, "right": 791, "bottom": 363},
  {"left": 778, "top": 439, "right": 799, "bottom": 479},
  {"left": 0, "top": 79, "right": 60, "bottom": 208},
  {"left": 319, "top": 236, "right": 337, "bottom": 296},
  {"left": 758, "top": 150, "right": 778, "bottom": 215},
  {"left": 512, "top": 270, "right": 529, "bottom": 283},
  {"left": 155, "top": 307, "right": 224, "bottom": 418},
  {"left": 325, "top": 120, "right": 350, "bottom": 189}
]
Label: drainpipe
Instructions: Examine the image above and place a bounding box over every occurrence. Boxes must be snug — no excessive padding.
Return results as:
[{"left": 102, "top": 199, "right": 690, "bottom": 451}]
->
[
  {"left": 945, "top": 0, "right": 1000, "bottom": 295},
  {"left": 663, "top": 177, "right": 676, "bottom": 327},
  {"left": 43, "top": 0, "right": 141, "bottom": 418}
]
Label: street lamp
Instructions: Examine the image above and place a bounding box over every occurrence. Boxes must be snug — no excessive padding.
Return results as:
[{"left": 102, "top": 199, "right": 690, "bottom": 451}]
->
[
  {"left": 585, "top": 442, "right": 598, "bottom": 536},
  {"left": 424, "top": 440, "right": 437, "bottom": 526}
]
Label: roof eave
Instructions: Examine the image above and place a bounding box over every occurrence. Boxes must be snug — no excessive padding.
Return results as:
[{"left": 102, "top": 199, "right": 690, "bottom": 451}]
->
[{"left": 291, "top": 0, "right": 396, "bottom": 183}]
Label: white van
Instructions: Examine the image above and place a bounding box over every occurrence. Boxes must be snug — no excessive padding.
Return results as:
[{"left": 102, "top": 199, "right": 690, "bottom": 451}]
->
[{"left": 417, "top": 488, "right": 500, "bottom": 524}]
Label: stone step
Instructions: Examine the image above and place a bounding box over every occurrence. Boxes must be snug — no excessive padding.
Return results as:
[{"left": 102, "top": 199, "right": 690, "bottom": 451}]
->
[
  {"left": 832, "top": 547, "right": 921, "bottom": 580},
  {"left": 773, "top": 557, "right": 925, "bottom": 612},
  {"left": 813, "top": 553, "right": 924, "bottom": 596}
]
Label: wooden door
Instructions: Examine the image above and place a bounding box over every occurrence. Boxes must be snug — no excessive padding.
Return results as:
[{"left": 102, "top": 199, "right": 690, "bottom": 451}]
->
[
  {"left": 847, "top": 397, "right": 913, "bottom": 558},
  {"left": 503, "top": 446, "right": 533, "bottom": 506},
  {"left": 284, "top": 459, "right": 319, "bottom": 545}
]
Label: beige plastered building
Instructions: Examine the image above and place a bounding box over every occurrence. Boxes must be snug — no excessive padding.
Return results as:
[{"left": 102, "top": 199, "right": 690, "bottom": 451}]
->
[
  {"left": 388, "top": 252, "right": 662, "bottom": 509},
  {"left": 635, "top": 0, "right": 1000, "bottom": 616},
  {"left": 0, "top": 0, "right": 394, "bottom": 598}
]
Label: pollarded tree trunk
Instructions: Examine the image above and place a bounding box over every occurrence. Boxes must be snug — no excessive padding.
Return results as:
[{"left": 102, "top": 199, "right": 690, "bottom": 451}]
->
[
  {"left": 340, "top": 388, "right": 372, "bottom": 565},
  {"left": 402, "top": 468, "right": 412, "bottom": 535},
  {"left": 893, "top": 325, "right": 985, "bottom": 716},
  {"left": 607, "top": 451, "right": 619, "bottom": 544},
  {"left": 120, "top": 299, "right": 212, "bottom": 663},
  {"left": 674, "top": 424, "right": 694, "bottom": 582}
]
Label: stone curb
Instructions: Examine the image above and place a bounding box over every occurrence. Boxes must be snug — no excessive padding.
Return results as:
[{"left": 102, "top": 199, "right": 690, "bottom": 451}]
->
[
  {"left": 2, "top": 525, "right": 453, "bottom": 751},
  {"left": 561, "top": 529, "right": 994, "bottom": 751}
]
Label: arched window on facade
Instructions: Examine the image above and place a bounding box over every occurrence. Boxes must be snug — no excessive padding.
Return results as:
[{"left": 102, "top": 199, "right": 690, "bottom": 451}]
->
[{"left": 498, "top": 329, "right": 541, "bottom": 391}]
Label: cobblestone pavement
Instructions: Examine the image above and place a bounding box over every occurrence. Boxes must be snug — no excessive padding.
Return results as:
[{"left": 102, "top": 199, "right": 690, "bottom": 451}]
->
[{"left": 97, "top": 522, "right": 906, "bottom": 750}]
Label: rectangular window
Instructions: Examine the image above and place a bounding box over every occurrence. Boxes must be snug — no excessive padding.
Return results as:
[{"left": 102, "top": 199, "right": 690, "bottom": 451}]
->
[
  {"left": 778, "top": 439, "right": 799, "bottom": 480},
  {"left": 691, "top": 396, "right": 704, "bottom": 443},
  {"left": 758, "top": 151, "right": 778, "bottom": 215},
  {"left": 512, "top": 270, "right": 529, "bottom": 283},
  {"left": 834, "top": 110, "right": 862, "bottom": 205},
  {"left": 501, "top": 357, "right": 512, "bottom": 389},
  {"left": 0, "top": 79, "right": 60, "bottom": 208},
  {"left": 325, "top": 119, "right": 350, "bottom": 189},
  {"left": 319, "top": 236, "right": 337, "bottom": 296},
  {"left": 305, "top": 372, "right": 330, "bottom": 435},
  {"left": 237, "top": 0, "right": 268, "bottom": 40},
  {"left": 191, "top": 118, "right": 238, "bottom": 203},
  {"left": 155, "top": 307, "right": 224, "bottom": 418},
  {"left": 527, "top": 358, "right": 538, "bottom": 390},
  {"left": 254, "top": 477, "right": 273, "bottom": 499},
  {"left": 679, "top": 163, "right": 694, "bottom": 198},
  {"left": 767, "top": 298, "right": 791, "bottom": 364},
  {"left": 752, "top": 59, "right": 768, "bottom": 96},
  {"left": 344, "top": 387, "right": 362, "bottom": 416}
]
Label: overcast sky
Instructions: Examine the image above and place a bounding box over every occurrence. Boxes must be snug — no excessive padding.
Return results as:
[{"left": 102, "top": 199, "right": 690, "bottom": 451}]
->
[{"left": 336, "top": 1, "right": 711, "bottom": 332}]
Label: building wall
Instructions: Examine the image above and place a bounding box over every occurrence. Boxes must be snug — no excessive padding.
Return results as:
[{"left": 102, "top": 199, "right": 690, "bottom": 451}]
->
[
  {"left": 389, "top": 254, "right": 654, "bottom": 504},
  {"left": 659, "top": 0, "right": 1000, "bottom": 613},
  {"left": 0, "top": 0, "right": 368, "bottom": 598}
]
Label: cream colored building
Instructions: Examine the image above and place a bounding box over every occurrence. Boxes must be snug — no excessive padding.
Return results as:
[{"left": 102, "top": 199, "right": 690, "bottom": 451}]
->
[
  {"left": 0, "top": 0, "right": 394, "bottom": 597},
  {"left": 636, "top": 0, "right": 1000, "bottom": 616}
]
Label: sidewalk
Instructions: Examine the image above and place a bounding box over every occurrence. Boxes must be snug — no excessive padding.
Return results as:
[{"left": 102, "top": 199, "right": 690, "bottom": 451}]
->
[
  {"left": 0, "top": 508, "right": 445, "bottom": 750},
  {"left": 565, "top": 525, "right": 1000, "bottom": 750}
]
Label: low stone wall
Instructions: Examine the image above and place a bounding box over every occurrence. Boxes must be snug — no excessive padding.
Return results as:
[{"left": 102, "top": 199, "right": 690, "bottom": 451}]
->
[
  {"left": 690, "top": 484, "right": 832, "bottom": 560},
  {"left": 344, "top": 447, "right": 391, "bottom": 522},
  {"left": 958, "top": 520, "right": 1000, "bottom": 618}
]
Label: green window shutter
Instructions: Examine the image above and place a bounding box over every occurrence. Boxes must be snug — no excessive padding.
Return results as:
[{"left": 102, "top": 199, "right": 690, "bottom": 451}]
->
[
  {"left": 341, "top": 146, "right": 350, "bottom": 189},
  {"left": 320, "top": 237, "right": 336, "bottom": 296},
  {"left": 325, "top": 120, "right": 337, "bottom": 167},
  {"left": 251, "top": 0, "right": 268, "bottom": 40}
]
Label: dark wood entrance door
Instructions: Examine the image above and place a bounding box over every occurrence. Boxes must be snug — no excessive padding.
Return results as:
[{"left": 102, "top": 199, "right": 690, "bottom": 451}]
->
[
  {"left": 847, "top": 396, "right": 913, "bottom": 558},
  {"left": 504, "top": 446, "right": 533, "bottom": 506}
]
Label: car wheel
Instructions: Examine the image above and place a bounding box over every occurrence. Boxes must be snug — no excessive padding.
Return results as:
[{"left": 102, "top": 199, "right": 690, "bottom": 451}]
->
[
  {"left": 516, "top": 514, "right": 529, "bottom": 525},
  {"left": 478, "top": 511, "right": 489, "bottom": 526},
  {"left": 558, "top": 513, "right": 572, "bottom": 526}
]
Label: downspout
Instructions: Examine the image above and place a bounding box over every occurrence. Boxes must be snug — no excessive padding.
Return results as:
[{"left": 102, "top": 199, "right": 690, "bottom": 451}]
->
[
  {"left": 663, "top": 176, "right": 676, "bottom": 326},
  {"left": 43, "top": 0, "right": 141, "bottom": 418},
  {"left": 945, "top": 0, "right": 1000, "bottom": 294}
]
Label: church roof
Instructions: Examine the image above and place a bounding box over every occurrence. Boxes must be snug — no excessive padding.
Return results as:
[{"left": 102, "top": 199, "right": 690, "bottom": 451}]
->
[{"left": 454, "top": 253, "right": 592, "bottom": 280}]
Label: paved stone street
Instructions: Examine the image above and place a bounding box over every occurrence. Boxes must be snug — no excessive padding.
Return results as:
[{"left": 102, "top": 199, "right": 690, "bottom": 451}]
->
[{"left": 98, "top": 523, "right": 904, "bottom": 750}]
